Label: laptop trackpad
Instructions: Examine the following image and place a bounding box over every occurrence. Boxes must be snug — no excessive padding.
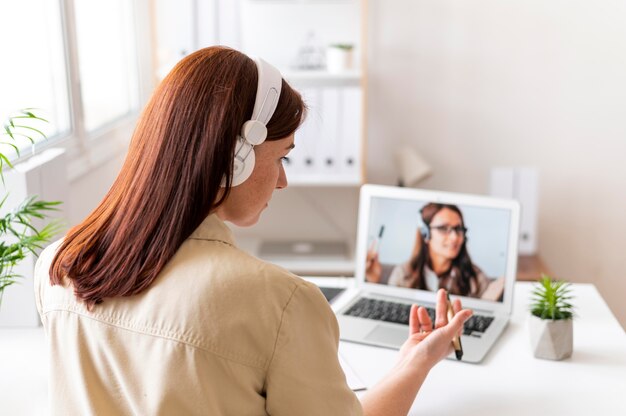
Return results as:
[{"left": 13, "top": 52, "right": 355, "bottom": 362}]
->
[{"left": 364, "top": 325, "right": 407, "bottom": 346}]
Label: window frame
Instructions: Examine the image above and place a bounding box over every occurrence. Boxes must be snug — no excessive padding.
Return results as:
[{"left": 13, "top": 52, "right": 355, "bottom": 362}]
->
[{"left": 10, "top": 0, "right": 154, "bottom": 182}]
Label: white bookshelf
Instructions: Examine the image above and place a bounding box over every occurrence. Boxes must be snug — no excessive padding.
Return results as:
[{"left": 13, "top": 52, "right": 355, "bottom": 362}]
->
[
  {"left": 233, "top": 0, "right": 366, "bottom": 269},
  {"left": 153, "top": 0, "right": 367, "bottom": 269},
  {"left": 283, "top": 69, "right": 362, "bottom": 88}
]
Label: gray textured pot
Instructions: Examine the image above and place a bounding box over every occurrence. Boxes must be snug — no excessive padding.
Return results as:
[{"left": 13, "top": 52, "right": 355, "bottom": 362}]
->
[{"left": 528, "top": 314, "right": 573, "bottom": 360}]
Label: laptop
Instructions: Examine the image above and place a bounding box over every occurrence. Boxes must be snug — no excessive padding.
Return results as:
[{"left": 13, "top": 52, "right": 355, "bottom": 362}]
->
[{"left": 335, "top": 184, "right": 520, "bottom": 363}]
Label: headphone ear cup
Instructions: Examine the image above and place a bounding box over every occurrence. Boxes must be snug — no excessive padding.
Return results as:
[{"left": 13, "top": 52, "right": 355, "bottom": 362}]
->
[
  {"left": 420, "top": 226, "right": 430, "bottom": 241},
  {"left": 231, "top": 139, "right": 256, "bottom": 187},
  {"left": 241, "top": 120, "right": 268, "bottom": 146}
]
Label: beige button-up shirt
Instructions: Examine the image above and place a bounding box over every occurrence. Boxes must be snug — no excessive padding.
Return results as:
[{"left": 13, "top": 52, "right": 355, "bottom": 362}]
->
[{"left": 35, "top": 214, "right": 362, "bottom": 415}]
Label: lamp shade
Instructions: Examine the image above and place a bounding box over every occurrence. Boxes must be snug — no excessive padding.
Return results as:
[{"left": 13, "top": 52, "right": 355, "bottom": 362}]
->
[{"left": 395, "top": 146, "right": 433, "bottom": 187}]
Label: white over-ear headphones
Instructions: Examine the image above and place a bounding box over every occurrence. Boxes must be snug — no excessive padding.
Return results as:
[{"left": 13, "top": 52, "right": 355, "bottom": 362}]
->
[{"left": 228, "top": 58, "right": 283, "bottom": 187}]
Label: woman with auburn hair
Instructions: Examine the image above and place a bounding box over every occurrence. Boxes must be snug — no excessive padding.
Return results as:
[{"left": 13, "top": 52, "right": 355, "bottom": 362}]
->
[
  {"left": 366, "top": 203, "right": 504, "bottom": 301},
  {"left": 35, "top": 46, "right": 471, "bottom": 415}
]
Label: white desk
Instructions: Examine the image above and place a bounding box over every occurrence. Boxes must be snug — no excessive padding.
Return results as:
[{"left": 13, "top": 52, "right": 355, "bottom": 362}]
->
[
  {"left": 2, "top": 282, "right": 625, "bottom": 415},
  {"left": 330, "top": 281, "right": 626, "bottom": 415}
]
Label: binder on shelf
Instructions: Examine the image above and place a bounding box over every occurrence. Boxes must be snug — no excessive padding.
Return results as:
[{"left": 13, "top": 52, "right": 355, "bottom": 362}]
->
[
  {"left": 318, "top": 87, "right": 341, "bottom": 175},
  {"left": 284, "top": 85, "right": 363, "bottom": 186},
  {"left": 287, "top": 88, "right": 321, "bottom": 178},
  {"left": 338, "top": 86, "right": 362, "bottom": 180}
]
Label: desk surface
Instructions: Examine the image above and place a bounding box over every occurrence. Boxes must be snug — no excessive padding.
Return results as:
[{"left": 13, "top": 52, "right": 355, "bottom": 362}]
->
[
  {"left": 328, "top": 280, "right": 626, "bottom": 415},
  {"left": 1, "top": 282, "right": 625, "bottom": 415}
]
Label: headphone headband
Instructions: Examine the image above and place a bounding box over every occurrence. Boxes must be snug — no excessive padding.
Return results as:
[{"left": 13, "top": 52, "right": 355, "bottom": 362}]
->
[
  {"left": 251, "top": 58, "right": 282, "bottom": 125},
  {"left": 225, "top": 57, "right": 283, "bottom": 187}
]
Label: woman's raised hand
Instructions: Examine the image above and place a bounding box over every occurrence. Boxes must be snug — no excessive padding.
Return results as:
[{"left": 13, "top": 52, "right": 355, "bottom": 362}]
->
[
  {"left": 360, "top": 289, "right": 473, "bottom": 416},
  {"left": 398, "top": 289, "right": 472, "bottom": 370},
  {"left": 365, "top": 250, "right": 382, "bottom": 283}
]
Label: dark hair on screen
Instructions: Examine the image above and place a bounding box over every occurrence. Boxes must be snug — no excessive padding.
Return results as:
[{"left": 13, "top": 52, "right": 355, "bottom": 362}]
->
[
  {"left": 50, "top": 46, "right": 306, "bottom": 308},
  {"left": 407, "top": 203, "right": 478, "bottom": 296}
]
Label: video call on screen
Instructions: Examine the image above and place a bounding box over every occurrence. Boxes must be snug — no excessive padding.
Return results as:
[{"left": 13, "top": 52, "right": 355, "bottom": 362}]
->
[{"left": 365, "top": 197, "right": 511, "bottom": 302}]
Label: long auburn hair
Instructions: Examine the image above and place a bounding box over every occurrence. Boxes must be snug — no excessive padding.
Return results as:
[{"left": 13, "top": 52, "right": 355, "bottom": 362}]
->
[
  {"left": 50, "top": 47, "right": 305, "bottom": 307},
  {"left": 408, "top": 203, "right": 478, "bottom": 296}
]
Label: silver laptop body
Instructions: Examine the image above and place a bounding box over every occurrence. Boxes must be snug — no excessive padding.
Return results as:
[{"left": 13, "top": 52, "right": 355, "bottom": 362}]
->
[{"left": 335, "top": 185, "right": 520, "bottom": 363}]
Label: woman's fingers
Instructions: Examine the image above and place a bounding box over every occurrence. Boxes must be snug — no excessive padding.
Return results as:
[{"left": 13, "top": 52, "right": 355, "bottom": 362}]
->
[
  {"left": 434, "top": 289, "right": 448, "bottom": 329},
  {"left": 409, "top": 305, "right": 434, "bottom": 336},
  {"left": 409, "top": 304, "right": 420, "bottom": 335},
  {"left": 452, "top": 298, "right": 463, "bottom": 336},
  {"left": 453, "top": 298, "right": 462, "bottom": 314},
  {"left": 409, "top": 292, "right": 470, "bottom": 344},
  {"left": 365, "top": 252, "right": 381, "bottom": 283},
  {"left": 418, "top": 306, "right": 432, "bottom": 333},
  {"left": 442, "top": 308, "right": 473, "bottom": 339}
]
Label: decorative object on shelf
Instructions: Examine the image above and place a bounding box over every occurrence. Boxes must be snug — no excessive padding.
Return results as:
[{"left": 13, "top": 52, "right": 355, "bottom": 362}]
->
[
  {"left": 528, "top": 274, "right": 574, "bottom": 360},
  {"left": 0, "top": 110, "right": 62, "bottom": 308},
  {"left": 292, "top": 31, "right": 326, "bottom": 71},
  {"left": 326, "top": 43, "right": 354, "bottom": 73},
  {"left": 395, "top": 145, "right": 433, "bottom": 187}
]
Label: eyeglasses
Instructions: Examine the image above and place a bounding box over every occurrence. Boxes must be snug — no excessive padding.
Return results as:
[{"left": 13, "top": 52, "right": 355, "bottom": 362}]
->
[{"left": 430, "top": 225, "right": 467, "bottom": 237}]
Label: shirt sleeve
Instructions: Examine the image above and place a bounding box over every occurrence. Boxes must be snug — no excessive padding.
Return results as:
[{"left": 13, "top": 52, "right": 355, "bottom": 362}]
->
[{"left": 264, "top": 281, "right": 363, "bottom": 416}]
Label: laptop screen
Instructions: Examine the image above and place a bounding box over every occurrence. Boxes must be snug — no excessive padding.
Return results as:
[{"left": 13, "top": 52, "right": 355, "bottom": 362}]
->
[{"left": 364, "top": 195, "right": 513, "bottom": 304}]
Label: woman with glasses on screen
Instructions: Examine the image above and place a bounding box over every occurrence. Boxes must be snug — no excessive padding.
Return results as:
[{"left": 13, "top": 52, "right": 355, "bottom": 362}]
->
[
  {"left": 34, "top": 47, "right": 472, "bottom": 415},
  {"left": 367, "top": 203, "right": 502, "bottom": 300}
]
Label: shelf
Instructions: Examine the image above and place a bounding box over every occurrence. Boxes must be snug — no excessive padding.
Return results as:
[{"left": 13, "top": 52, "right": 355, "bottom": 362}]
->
[
  {"left": 271, "top": 259, "right": 355, "bottom": 276},
  {"left": 282, "top": 69, "right": 362, "bottom": 87},
  {"left": 286, "top": 173, "right": 362, "bottom": 187},
  {"left": 235, "top": 237, "right": 356, "bottom": 276}
]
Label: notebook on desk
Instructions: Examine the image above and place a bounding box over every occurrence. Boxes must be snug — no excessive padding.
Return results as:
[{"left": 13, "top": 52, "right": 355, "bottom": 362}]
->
[{"left": 336, "top": 184, "right": 520, "bottom": 363}]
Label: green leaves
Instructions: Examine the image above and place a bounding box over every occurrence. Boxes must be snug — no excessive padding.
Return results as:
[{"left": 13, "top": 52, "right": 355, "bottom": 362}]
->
[
  {"left": 0, "top": 195, "right": 63, "bottom": 296},
  {"left": 530, "top": 274, "right": 574, "bottom": 320},
  {"left": 0, "top": 110, "right": 62, "bottom": 304},
  {"left": 1, "top": 108, "right": 48, "bottom": 173}
]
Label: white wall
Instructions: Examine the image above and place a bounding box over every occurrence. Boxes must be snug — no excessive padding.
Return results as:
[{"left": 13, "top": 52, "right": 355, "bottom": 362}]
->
[
  {"left": 366, "top": 0, "right": 626, "bottom": 328},
  {"left": 231, "top": 186, "right": 361, "bottom": 245},
  {"left": 229, "top": 0, "right": 362, "bottom": 70},
  {"left": 67, "top": 154, "right": 125, "bottom": 226},
  {"left": 41, "top": 0, "right": 626, "bottom": 331}
]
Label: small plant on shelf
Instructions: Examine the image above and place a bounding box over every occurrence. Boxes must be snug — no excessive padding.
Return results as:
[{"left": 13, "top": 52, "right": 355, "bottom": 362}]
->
[{"left": 328, "top": 43, "right": 354, "bottom": 51}]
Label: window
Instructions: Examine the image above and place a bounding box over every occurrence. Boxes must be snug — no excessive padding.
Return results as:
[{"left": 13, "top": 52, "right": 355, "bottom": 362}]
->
[
  {"left": 0, "top": 0, "right": 145, "bottom": 163},
  {"left": 74, "top": 0, "right": 139, "bottom": 132},
  {"left": 0, "top": 0, "right": 70, "bottom": 159}
]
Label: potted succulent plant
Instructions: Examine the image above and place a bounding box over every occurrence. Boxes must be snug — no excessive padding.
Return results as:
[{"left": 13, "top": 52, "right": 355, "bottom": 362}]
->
[
  {"left": 0, "top": 110, "right": 61, "bottom": 307},
  {"left": 528, "top": 275, "right": 574, "bottom": 360},
  {"left": 326, "top": 43, "right": 354, "bottom": 73}
]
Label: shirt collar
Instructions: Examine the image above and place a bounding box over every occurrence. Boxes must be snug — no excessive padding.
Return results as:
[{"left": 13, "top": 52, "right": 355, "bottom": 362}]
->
[{"left": 188, "top": 213, "right": 235, "bottom": 246}]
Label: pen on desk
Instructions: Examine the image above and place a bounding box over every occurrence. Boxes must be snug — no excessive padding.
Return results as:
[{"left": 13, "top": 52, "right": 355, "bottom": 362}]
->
[{"left": 446, "top": 292, "right": 463, "bottom": 361}]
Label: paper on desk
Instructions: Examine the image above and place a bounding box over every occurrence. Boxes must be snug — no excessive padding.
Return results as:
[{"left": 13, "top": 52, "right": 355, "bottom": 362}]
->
[{"left": 339, "top": 351, "right": 367, "bottom": 391}]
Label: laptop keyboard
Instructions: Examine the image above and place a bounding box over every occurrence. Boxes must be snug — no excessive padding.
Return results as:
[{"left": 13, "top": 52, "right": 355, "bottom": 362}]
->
[{"left": 344, "top": 297, "right": 494, "bottom": 336}]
